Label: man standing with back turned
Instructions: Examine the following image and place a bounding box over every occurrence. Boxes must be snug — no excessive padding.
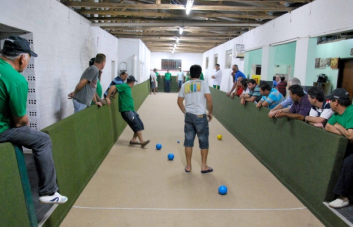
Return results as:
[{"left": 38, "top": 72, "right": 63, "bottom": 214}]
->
[
  {"left": 177, "top": 65, "right": 213, "bottom": 173},
  {"left": 0, "top": 36, "right": 67, "bottom": 204}
]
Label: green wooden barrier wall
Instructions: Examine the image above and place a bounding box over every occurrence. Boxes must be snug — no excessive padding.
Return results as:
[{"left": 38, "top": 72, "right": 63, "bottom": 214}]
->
[{"left": 210, "top": 87, "right": 349, "bottom": 227}]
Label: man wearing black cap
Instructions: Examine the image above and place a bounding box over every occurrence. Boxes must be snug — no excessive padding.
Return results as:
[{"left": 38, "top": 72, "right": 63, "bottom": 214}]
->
[
  {"left": 68, "top": 53, "right": 106, "bottom": 113},
  {"left": 325, "top": 88, "right": 353, "bottom": 208},
  {"left": 106, "top": 76, "right": 150, "bottom": 148},
  {"left": 0, "top": 36, "right": 68, "bottom": 204}
]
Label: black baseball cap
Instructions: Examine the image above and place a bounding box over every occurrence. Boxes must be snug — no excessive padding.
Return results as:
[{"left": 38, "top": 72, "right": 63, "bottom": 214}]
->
[
  {"left": 326, "top": 88, "right": 350, "bottom": 101},
  {"left": 0, "top": 36, "right": 37, "bottom": 57},
  {"left": 127, "top": 75, "right": 138, "bottom": 83}
]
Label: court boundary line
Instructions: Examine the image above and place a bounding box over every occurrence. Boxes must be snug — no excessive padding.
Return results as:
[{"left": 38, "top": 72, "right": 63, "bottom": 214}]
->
[{"left": 73, "top": 206, "right": 307, "bottom": 211}]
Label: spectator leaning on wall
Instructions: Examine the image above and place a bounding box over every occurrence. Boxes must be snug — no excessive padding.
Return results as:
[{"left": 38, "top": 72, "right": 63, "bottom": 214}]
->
[
  {"left": 305, "top": 86, "right": 334, "bottom": 128},
  {"left": 274, "top": 85, "right": 311, "bottom": 119},
  {"left": 68, "top": 54, "right": 106, "bottom": 113},
  {"left": 0, "top": 36, "right": 68, "bottom": 204},
  {"left": 268, "top": 78, "right": 303, "bottom": 118},
  {"left": 104, "top": 71, "right": 128, "bottom": 98},
  {"left": 325, "top": 88, "right": 353, "bottom": 209},
  {"left": 256, "top": 83, "right": 284, "bottom": 109},
  {"left": 240, "top": 79, "right": 262, "bottom": 105}
]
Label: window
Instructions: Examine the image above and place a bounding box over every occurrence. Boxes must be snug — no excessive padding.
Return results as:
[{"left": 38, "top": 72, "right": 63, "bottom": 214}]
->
[
  {"left": 161, "top": 59, "right": 182, "bottom": 70},
  {"left": 206, "top": 57, "right": 209, "bottom": 69},
  {"left": 225, "top": 49, "right": 232, "bottom": 68},
  {"left": 214, "top": 54, "right": 218, "bottom": 66}
]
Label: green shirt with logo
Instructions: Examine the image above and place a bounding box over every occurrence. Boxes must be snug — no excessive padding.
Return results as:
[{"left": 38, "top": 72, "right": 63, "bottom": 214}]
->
[
  {"left": 0, "top": 59, "right": 28, "bottom": 134},
  {"left": 116, "top": 83, "right": 135, "bottom": 112},
  {"left": 165, "top": 73, "right": 172, "bottom": 80}
]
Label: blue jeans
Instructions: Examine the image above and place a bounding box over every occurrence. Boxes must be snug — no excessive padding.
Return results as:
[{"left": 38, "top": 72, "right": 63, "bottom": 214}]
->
[
  {"left": 73, "top": 99, "right": 87, "bottom": 113},
  {"left": 165, "top": 80, "right": 171, "bottom": 92},
  {"left": 334, "top": 154, "right": 353, "bottom": 197},
  {"left": 0, "top": 126, "right": 59, "bottom": 196},
  {"left": 184, "top": 113, "right": 209, "bottom": 149},
  {"left": 178, "top": 80, "right": 183, "bottom": 88}
]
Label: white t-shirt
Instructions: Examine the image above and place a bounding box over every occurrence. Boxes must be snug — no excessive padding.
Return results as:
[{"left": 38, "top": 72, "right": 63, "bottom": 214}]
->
[
  {"left": 309, "top": 100, "right": 334, "bottom": 119},
  {"left": 213, "top": 69, "right": 222, "bottom": 86},
  {"left": 150, "top": 72, "right": 156, "bottom": 82},
  {"left": 178, "top": 79, "right": 210, "bottom": 115},
  {"left": 177, "top": 71, "right": 184, "bottom": 80}
]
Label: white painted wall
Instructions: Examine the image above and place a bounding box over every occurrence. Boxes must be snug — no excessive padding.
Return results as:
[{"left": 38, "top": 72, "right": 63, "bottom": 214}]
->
[
  {"left": 118, "top": 39, "right": 151, "bottom": 84},
  {"left": 150, "top": 52, "right": 202, "bottom": 74},
  {"left": 202, "top": 0, "right": 353, "bottom": 91},
  {"left": 0, "top": 0, "right": 119, "bottom": 129}
]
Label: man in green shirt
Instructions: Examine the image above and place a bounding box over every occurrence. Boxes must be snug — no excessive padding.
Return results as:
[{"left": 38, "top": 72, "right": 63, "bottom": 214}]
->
[
  {"left": 325, "top": 88, "right": 353, "bottom": 208},
  {"left": 164, "top": 69, "right": 172, "bottom": 93},
  {"left": 106, "top": 76, "right": 150, "bottom": 148},
  {"left": 0, "top": 36, "right": 67, "bottom": 204}
]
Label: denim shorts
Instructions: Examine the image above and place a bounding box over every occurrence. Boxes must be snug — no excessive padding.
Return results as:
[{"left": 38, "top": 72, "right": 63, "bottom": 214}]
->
[
  {"left": 184, "top": 113, "right": 209, "bottom": 149},
  {"left": 121, "top": 111, "right": 144, "bottom": 132}
]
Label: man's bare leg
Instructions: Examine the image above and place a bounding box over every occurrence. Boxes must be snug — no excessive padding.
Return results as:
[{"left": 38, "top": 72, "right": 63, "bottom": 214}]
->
[
  {"left": 185, "top": 147, "right": 193, "bottom": 171},
  {"left": 131, "top": 133, "right": 139, "bottom": 143},
  {"left": 201, "top": 149, "right": 211, "bottom": 171},
  {"left": 136, "top": 131, "right": 150, "bottom": 147}
]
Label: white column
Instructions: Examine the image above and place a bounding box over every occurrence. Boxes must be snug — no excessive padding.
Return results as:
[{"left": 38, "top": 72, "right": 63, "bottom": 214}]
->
[
  {"left": 294, "top": 37, "right": 310, "bottom": 84},
  {"left": 261, "top": 45, "right": 270, "bottom": 82}
]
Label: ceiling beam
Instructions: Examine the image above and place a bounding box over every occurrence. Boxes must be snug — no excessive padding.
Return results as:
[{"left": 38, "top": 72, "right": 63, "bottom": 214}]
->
[
  {"left": 85, "top": 13, "right": 275, "bottom": 20},
  {"left": 104, "top": 26, "right": 248, "bottom": 31},
  {"left": 68, "top": 3, "right": 294, "bottom": 12},
  {"left": 94, "top": 21, "right": 261, "bottom": 27}
]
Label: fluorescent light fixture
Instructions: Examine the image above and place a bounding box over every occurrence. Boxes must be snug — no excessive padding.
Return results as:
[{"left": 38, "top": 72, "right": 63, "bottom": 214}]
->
[
  {"left": 185, "top": 0, "right": 194, "bottom": 15},
  {"left": 176, "top": 37, "right": 179, "bottom": 43},
  {"left": 174, "top": 43, "right": 177, "bottom": 48},
  {"left": 179, "top": 27, "right": 184, "bottom": 35}
]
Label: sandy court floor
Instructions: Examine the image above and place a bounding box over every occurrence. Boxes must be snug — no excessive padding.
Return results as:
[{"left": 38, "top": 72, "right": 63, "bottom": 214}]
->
[{"left": 61, "top": 93, "right": 323, "bottom": 227}]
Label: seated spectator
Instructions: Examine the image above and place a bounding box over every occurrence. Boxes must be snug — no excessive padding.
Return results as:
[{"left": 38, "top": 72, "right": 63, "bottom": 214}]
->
[
  {"left": 0, "top": 36, "right": 67, "bottom": 204},
  {"left": 324, "top": 88, "right": 353, "bottom": 208},
  {"left": 104, "top": 71, "right": 128, "bottom": 98},
  {"left": 277, "top": 77, "right": 287, "bottom": 97},
  {"left": 274, "top": 85, "right": 311, "bottom": 119},
  {"left": 226, "top": 77, "right": 243, "bottom": 98},
  {"left": 305, "top": 87, "right": 334, "bottom": 128},
  {"left": 268, "top": 78, "right": 302, "bottom": 118},
  {"left": 240, "top": 79, "right": 262, "bottom": 105},
  {"left": 256, "top": 83, "right": 284, "bottom": 109}
]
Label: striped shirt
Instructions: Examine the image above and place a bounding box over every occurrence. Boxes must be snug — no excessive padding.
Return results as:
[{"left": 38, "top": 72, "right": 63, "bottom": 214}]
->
[{"left": 260, "top": 88, "right": 284, "bottom": 109}]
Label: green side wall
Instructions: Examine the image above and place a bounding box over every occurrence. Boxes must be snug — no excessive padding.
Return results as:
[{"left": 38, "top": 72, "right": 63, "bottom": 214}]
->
[
  {"left": 0, "top": 143, "right": 31, "bottom": 227},
  {"left": 210, "top": 87, "right": 349, "bottom": 227}
]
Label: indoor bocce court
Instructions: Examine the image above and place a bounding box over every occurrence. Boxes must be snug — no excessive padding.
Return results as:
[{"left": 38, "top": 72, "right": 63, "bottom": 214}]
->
[
  {"left": 61, "top": 93, "right": 322, "bottom": 227},
  {"left": 1, "top": 0, "right": 353, "bottom": 227}
]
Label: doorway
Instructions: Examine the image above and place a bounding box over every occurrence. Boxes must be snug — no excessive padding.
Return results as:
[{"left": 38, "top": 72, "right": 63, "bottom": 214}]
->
[{"left": 337, "top": 58, "right": 353, "bottom": 100}]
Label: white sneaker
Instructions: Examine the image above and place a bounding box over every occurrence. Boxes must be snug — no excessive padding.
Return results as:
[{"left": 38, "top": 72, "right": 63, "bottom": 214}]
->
[
  {"left": 328, "top": 198, "right": 349, "bottom": 208},
  {"left": 39, "top": 192, "right": 68, "bottom": 204}
]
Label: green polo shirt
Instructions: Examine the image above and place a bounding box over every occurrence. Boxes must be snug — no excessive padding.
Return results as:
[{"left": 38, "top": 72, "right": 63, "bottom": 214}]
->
[
  {"left": 116, "top": 83, "right": 135, "bottom": 112},
  {"left": 328, "top": 105, "right": 353, "bottom": 129},
  {"left": 0, "top": 59, "right": 28, "bottom": 134},
  {"left": 165, "top": 73, "right": 172, "bottom": 80}
]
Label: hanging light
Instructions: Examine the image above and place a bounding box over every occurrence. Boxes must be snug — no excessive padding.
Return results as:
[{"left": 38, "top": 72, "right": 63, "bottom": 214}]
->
[
  {"left": 185, "top": 0, "right": 194, "bottom": 15},
  {"left": 176, "top": 37, "right": 179, "bottom": 43},
  {"left": 174, "top": 43, "right": 177, "bottom": 48},
  {"left": 179, "top": 27, "right": 184, "bottom": 35}
]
